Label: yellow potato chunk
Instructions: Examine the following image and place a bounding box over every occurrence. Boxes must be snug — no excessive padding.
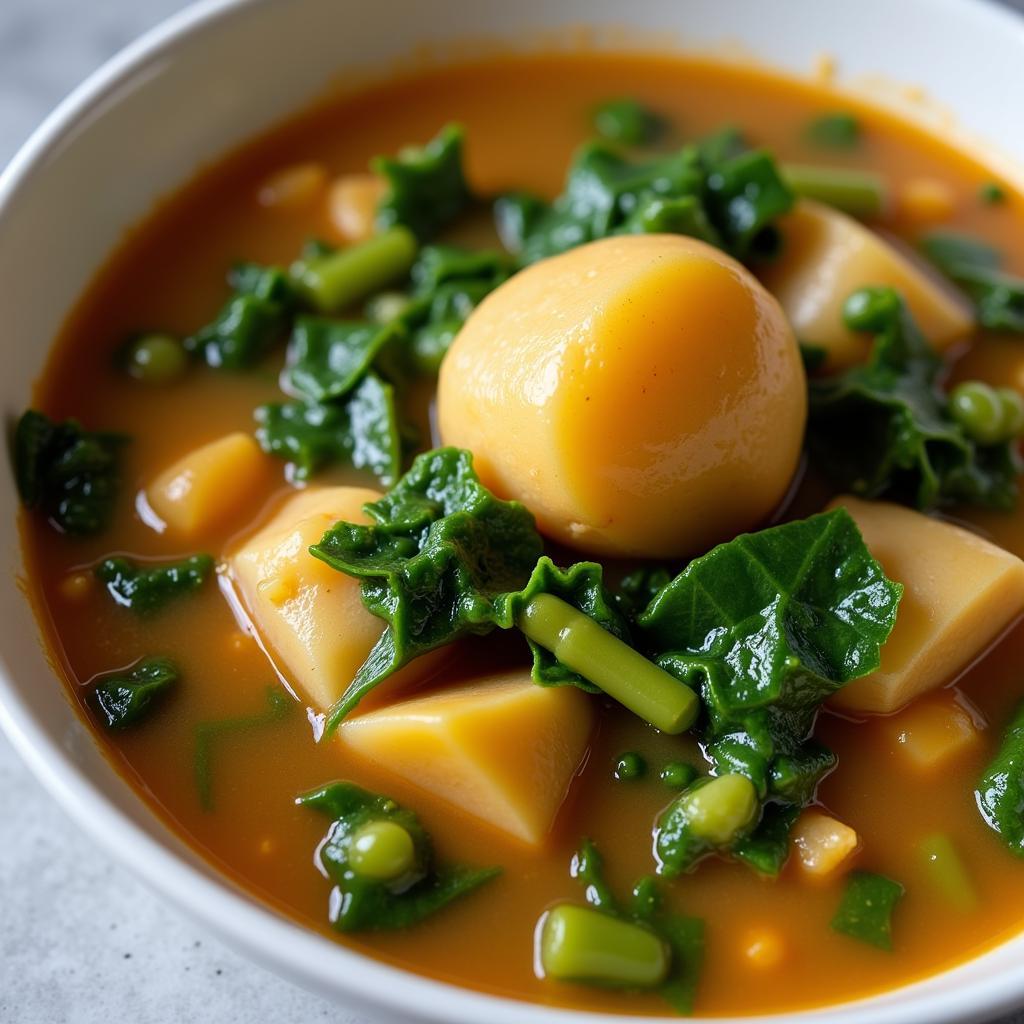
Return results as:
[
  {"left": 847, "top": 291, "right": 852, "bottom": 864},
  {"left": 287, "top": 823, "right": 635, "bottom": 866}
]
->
[
  {"left": 230, "top": 486, "right": 391, "bottom": 711},
  {"left": 878, "top": 691, "right": 982, "bottom": 772},
  {"left": 338, "top": 671, "right": 595, "bottom": 845},
  {"left": 828, "top": 496, "right": 1024, "bottom": 714},
  {"left": 146, "top": 432, "right": 269, "bottom": 537},
  {"left": 760, "top": 200, "right": 973, "bottom": 370},
  {"left": 439, "top": 235, "right": 806, "bottom": 558},
  {"left": 792, "top": 810, "right": 860, "bottom": 879}
]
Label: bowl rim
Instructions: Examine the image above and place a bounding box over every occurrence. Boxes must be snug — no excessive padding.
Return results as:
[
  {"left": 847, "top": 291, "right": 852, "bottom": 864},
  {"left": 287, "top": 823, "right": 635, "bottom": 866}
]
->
[{"left": 4, "top": 1, "right": 1024, "bottom": 1022}]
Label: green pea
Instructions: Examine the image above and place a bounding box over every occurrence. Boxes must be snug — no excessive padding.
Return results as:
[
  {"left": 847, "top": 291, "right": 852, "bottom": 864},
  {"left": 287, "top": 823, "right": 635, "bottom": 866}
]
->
[
  {"left": 659, "top": 761, "right": 698, "bottom": 790},
  {"left": 950, "top": 381, "right": 1006, "bottom": 444},
  {"left": 613, "top": 751, "right": 646, "bottom": 781},
  {"left": 979, "top": 181, "right": 1007, "bottom": 206},
  {"left": 125, "top": 334, "right": 187, "bottom": 385},
  {"left": 539, "top": 904, "right": 669, "bottom": 988},
  {"left": 348, "top": 820, "right": 416, "bottom": 881},
  {"left": 677, "top": 774, "right": 758, "bottom": 846},
  {"left": 997, "top": 387, "right": 1024, "bottom": 439}
]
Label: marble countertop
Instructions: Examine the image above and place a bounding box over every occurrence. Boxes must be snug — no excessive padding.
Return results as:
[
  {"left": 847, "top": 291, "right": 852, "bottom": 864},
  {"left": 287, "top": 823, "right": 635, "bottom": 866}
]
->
[{"left": 2, "top": 2, "right": 1024, "bottom": 1022}]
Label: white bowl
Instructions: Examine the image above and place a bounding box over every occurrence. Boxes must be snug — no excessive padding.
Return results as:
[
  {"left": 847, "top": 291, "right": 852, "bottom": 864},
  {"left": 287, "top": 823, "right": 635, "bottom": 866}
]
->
[{"left": 2, "top": 1, "right": 1024, "bottom": 1021}]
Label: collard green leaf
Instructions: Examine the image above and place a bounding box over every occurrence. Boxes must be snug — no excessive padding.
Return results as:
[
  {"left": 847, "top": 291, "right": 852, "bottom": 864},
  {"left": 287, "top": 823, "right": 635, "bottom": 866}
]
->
[
  {"left": 14, "top": 410, "right": 125, "bottom": 536},
  {"left": 831, "top": 871, "right": 904, "bottom": 950},
  {"left": 91, "top": 656, "right": 178, "bottom": 729},
  {"left": 976, "top": 701, "right": 1024, "bottom": 855},
  {"left": 298, "top": 781, "right": 499, "bottom": 932},
  {"left": 95, "top": 553, "right": 214, "bottom": 615},
  {"left": 808, "top": 287, "right": 1021, "bottom": 510},
  {"left": 373, "top": 123, "right": 473, "bottom": 241},
  {"left": 255, "top": 372, "right": 401, "bottom": 484}
]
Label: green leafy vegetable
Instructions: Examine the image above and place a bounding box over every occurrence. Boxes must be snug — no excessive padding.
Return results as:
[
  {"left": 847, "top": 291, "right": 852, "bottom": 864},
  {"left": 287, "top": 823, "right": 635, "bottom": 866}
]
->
[
  {"left": 804, "top": 112, "right": 861, "bottom": 149},
  {"left": 807, "top": 286, "right": 1021, "bottom": 510},
  {"left": 732, "top": 803, "right": 801, "bottom": 877},
  {"left": 91, "top": 656, "right": 178, "bottom": 729},
  {"left": 186, "top": 263, "right": 297, "bottom": 369},
  {"left": 831, "top": 871, "right": 904, "bottom": 950},
  {"left": 298, "top": 781, "right": 499, "bottom": 931},
  {"left": 613, "top": 566, "right": 674, "bottom": 621},
  {"left": 14, "top": 410, "right": 125, "bottom": 536},
  {"left": 373, "top": 123, "right": 473, "bottom": 241},
  {"left": 976, "top": 701, "right": 1024, "bottom": 855},
  {"left": 95, "top": 554, "right": 214, "bottom": 615},
  {"left": 255, "top": 372, "right": 401, "bottom": 484},
  {"left": 194, "top": 686, "right": 292, "bottom": 810},
  {"left": 593, "top": 98, "right": 667, "bottom": 146},
  {"left": 979, "top": 181, "right": 1007, "bottom": 205}
]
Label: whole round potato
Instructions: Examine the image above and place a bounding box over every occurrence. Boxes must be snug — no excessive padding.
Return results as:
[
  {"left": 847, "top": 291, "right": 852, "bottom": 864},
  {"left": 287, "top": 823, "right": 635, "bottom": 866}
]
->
[{"left": 438, "top": 234, "right": 806, "bottom": 558}]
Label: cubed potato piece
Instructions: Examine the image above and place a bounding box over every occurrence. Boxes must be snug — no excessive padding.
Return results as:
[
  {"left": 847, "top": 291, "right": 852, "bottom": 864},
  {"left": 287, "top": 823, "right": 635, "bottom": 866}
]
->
[
  {"left": 760, "top": 200, "right": 973, "bottom": 370},
  {"left": 338, "top": 671, "right": 595, "bottom": 845},
  {"left": 878, "top": 691, "right": 982, "bottom": 771},
  {"left": 229, "top": 486, "right": 439, "bottom": 712},
  {"left": 146, "top": 432, "right": 269, "bottom": 537},
  {"left": 792, "top": 810, "right": 859, "bottom": 878},
  {"left": 828, "top": 496, "right": 1024, "bottom": 714}
]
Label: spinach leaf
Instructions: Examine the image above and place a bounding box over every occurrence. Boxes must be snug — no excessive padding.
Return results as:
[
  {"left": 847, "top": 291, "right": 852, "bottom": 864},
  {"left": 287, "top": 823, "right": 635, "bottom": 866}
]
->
[
  {"left": 731, "top": 803, "right": 801, "bottom": 877},
  {"left": 976, "top": 701, "right": 1024, "bottom": 855},
  {"left": 14, "top": 410, "right": 125, "bottom": 536},
  {"left": 186, "top": 263, "right": 297, "bottom": 369},
  {"left": 592, "top": 98, "right": 668, "bottom": 146},
  {"left": 95, "top": 554, "right": 214, "bottom": 615},
  {"left": 298, "top": 781, "right": 499, "bottom": 932},
  {"left": 373, "top": 123, "right": 473, "bottom": 241},
  {"left": 91, "top": 656, "right": 178, "bottom": 729},
  {"left": 804, "top": 112, "right": 861, "bottom": 149},
  {"left": 831, "top": 871, "right": 904, "bottom": 950},
  {"left": 807, "top": 287, "right": 1021, "bottom": 510},
  {"left": 282, "top": 317, "right": 399, "bottom": 402},
  {"left": 255, "top": 371, "right": 401, "bottom": 484},
  {"left": 194, "top": 686, "right": 292, "bottom": 810}
]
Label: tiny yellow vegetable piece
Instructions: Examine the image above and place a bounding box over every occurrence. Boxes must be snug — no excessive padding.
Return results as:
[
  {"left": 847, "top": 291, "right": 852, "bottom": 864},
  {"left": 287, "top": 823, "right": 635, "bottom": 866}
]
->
[
  {"left": 59, "top": 572, "right": 92, "bottom": 602},
  {"left": 329, "top": 173, "right": 386, "bottom": 243},
  {"left": 338, "top": 671, "right": 594, "bottom": 846},
  {"left": 440, "top": 234, "right": 806, "bottom": 558},
  {"left": 743, "top": 927, "right": 786, "bottom": 969},
  {"left": 828, "top": 496, "right": 1024, "bottom": 714},
  {"left": 792, "top": 810, "right": 860, "bottom": 878},
  {"left": 258, "top": 161, "right": 328, "bottom": 209},
  {"left": 879, "top": 691, "right": 982, "bottom": 771},
  {"left": 146, "top": 432, "right": 269, "bottom": 538},
  {"left": 761, "top": 200, "right": 972, "bottom": 370},
  {"left": 899, "top": 177, "right": 957, "bottom": 223}
]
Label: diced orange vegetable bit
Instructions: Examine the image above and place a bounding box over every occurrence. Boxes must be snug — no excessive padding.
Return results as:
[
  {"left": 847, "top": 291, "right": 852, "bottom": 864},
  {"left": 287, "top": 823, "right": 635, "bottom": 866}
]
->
[
  {"left": 899, "top": 177, "right": 957, "bottom": 222},
  {"left": 743, "top": 927, "right": 786, "bottom": 969},
  {"left": 328, "top": 173, "right": 386, "bottom": 243},
  {"left": 257, "top": 161, "right": 328, "bottom": 209},
  {"left": 880, "top": 690, "right": 982, "bottom": 771},
  {"left": 792, "top": 810, "right": 860, "bottom": 879},
  {"left": 59, "top": 572, "right": 92, "bottom": 601}
]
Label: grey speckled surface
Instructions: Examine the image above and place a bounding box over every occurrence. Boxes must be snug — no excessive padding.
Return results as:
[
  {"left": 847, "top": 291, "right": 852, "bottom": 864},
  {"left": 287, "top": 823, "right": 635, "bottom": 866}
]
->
[{"left": 2, "top": 2, "right": 1024, "bottom": 1022}]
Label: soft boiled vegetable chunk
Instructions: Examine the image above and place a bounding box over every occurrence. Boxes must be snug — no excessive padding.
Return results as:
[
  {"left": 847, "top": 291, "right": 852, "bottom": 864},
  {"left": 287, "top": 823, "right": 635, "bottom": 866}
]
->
[
  {"left": 439, "top": 234, "right": 806, "bottom": 558},
  {"left": 146, "top": 432, "right": 269, "bottom": 537},
  {"left": 827, "top": 496, "right": 1024, "bottom": 714},
  {"left": 760, "top": 200, "right": 973, "bottom": 370},
  {"left": 229, "top": 486, "right": 439, "bottom": 711},
  {"left": 337, "top": 671, "right": 594, "bottom": 845}
]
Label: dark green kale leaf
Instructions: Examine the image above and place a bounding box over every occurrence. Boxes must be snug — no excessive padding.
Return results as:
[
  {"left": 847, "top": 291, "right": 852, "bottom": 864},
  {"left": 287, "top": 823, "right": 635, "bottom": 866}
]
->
[
  {"left": 14, "top": 410, "right": 125, "bottom": 536},
  {"left": 373, "top": 123, "right": 473, "bottom": 241},
  {"left": 976, "top": 701, "right": 1024, "bottom": 855},
  {"left": 91, "top": 656, "right": 178, "bottom": 729},
  {"left": 298, "top": 781, "right": 499, "bottom": 932},
  {"left": 808, "top": 287, "right": 1022, "bottom": 510},
  {"left": 592, "top": 98, "right": 668, "bottom": 147},
  {"left": 95, "top": 554, "right": 214, "bottom": 615},
  {"left": 255, "top": 372, "right": 401, "bottom": 485},
  {"left": 831, "top": 871, "right": 904, "bottom": 950},
  {"left": 186, "top": 263, "right": 298, "bottom": 369}
]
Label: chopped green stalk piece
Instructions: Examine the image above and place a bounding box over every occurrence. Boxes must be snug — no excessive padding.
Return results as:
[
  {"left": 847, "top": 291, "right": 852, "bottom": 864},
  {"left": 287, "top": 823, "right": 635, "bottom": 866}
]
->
[
  {"left": 919, "top": 834, "right": 977, "bottom": 911},
  {"left": 299, "top": 781, "right": 499, "bottom": 931},
  {"left": 14, "top": 410, "right": 125, "bottom": 537},
  {"left": 979, "top": 181, "right": 1007, "bottom": 205},
  {"left": 592, "top": 98, "right": 667, "bottom": 146},
  {"left": 518, "top": 593, "right": 698, "bottom": 734},
  {"left": 95, "top": 553, "right": 214, "bottom": 615},
  {"left": 804, "top": 112, "right": 862, "bottom": 149},
  {"left": 950, "top": 381, "right": 1013, "bottom": 444},
  {"left": 365, "top": 290, "right": 412, "bottom": 324},
  {"left": 571, "top": 839, "right": 620, "bottom": 912},
  {"left": 921, "top": 232, "right": 1001, "bottom": 273},
  {"left": 977, "top": 701, "right": 1024, "bottom": 855},
  {"left": 123, "top": 333, "right": 188, "bottom": 384},
  {"left": 613, "top": 752, "right": 647, "bottom": 782},
  {"left": 660, "top": 762, "right": 698, "bottom": 790},
  {"left": 291, "top": 226, "right": 417, "bottom": 314},
  {"left": 782, "top": 163, "right": 886, "bottom": 217},
  {"left": 831, "top": 871, "right": 904, "bottom": 950},
  {"left": 540, "top": 905, "right": 670, "bottom": 988},
  {"left": 91, "top": 656, "right": 178, "bottom": 729}
]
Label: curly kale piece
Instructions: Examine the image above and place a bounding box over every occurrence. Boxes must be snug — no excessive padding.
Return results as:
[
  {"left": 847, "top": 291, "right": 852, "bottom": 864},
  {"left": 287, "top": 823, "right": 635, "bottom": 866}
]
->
[
  {"left": 95, "top": 553, "right": 214, "bottom": 615},
  {"left": 808, "top": 287, "right": 1021, "bottom": 510}
]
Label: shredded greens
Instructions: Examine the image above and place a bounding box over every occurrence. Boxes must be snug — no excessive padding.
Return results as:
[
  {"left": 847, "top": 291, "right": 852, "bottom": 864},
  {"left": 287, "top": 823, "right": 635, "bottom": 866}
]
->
[{"left": 95, "top": 554, "right": 214, "bottom": 615}]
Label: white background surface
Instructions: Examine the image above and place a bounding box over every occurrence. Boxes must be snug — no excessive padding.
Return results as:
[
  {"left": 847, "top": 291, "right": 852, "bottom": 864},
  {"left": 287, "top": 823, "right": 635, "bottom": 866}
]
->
[{"left": 1, "top": 2, "right": 1024, "bottom": 1022}]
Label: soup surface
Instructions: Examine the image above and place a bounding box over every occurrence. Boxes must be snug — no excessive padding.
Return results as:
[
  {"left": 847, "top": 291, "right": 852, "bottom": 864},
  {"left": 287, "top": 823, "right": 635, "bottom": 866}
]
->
[{"left": 19, "top": 51, "right": 1024, "bottom": 1016}]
